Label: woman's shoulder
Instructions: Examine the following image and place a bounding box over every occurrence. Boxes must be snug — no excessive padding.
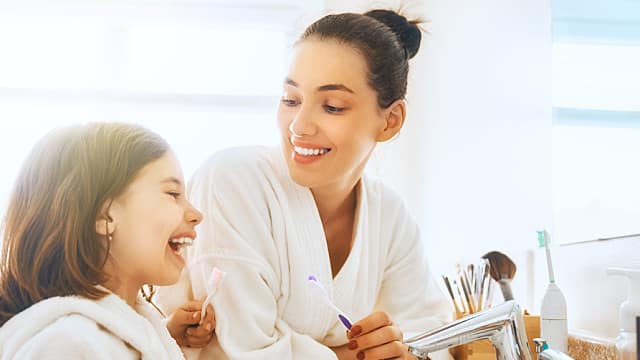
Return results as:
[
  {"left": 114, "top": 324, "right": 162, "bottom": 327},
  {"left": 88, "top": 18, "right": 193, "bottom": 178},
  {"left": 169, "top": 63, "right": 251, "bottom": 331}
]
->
[
  {"left": 191, "top": 146, "right": 283, "bottom": 188},
  {"left": 199, "top": 146, "right": 279, "bottom": 174},
  {"left": 361, "top": 175, "right": 409, "bottom": 213}
]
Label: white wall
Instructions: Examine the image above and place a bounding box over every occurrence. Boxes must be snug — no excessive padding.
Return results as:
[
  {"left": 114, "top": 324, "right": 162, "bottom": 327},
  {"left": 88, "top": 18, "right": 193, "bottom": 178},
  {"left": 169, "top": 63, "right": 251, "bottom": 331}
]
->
[
  {"left": 342, "top": 0, "right": 553, "bottom": 308},
  {"left": 352, "top": 0, "right": 640, "bottom": 339}
]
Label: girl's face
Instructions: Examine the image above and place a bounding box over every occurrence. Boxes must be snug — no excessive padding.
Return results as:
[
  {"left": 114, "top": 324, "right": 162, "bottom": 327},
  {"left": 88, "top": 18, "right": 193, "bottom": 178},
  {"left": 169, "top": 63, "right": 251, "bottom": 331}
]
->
[
  {"left": 103, "top": 152, "right": 202, "bottom": 288},
  {"left": 277, "top": 39, "right": 389, "bottom": 191}
]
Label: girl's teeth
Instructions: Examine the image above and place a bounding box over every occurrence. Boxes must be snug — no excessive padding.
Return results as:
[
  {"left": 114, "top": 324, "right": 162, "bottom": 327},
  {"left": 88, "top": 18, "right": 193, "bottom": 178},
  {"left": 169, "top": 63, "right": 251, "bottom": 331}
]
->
[{"left": 169, "top": 237, "right": 194, "bottom": 254}]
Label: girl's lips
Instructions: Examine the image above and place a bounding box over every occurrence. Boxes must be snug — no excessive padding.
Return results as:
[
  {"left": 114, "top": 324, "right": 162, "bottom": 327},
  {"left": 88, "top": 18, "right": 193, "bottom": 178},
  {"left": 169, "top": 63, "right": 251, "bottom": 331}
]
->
[
  {"left": 167, "top": 231, "right": 196, "bottom": 266},
  {"left": 169, "top": 230, "right": 197, "bottom": 241},
  {"left": 167, "top": 242, "right": 187, "bottom": 267}
]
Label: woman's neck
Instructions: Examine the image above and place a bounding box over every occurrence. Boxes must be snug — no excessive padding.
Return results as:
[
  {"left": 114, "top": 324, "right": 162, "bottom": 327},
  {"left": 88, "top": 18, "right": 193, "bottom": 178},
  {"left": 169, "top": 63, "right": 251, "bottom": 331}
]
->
[{"left": 311, "top": 179, "right": 359, "bottom": 225}]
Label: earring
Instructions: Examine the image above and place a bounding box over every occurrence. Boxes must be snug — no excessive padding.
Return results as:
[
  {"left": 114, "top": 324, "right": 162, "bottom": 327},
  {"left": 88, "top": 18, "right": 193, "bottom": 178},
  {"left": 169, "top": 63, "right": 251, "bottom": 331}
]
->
[{"left": 105, "top": 218, "right": 113, "bottom": 242}]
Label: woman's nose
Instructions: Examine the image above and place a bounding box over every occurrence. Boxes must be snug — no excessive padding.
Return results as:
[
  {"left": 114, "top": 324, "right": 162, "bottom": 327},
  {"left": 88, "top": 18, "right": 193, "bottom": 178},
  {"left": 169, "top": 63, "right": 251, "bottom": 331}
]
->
[{"left": 289, "top": 106, "right": 316, "bottom": 137}]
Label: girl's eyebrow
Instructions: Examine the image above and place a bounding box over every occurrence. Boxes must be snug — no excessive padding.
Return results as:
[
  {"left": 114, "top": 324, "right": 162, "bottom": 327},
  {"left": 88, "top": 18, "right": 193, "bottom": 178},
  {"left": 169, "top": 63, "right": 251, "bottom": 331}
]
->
[{"left": 161, "top": 177, "right": 183, "bottom": 186}]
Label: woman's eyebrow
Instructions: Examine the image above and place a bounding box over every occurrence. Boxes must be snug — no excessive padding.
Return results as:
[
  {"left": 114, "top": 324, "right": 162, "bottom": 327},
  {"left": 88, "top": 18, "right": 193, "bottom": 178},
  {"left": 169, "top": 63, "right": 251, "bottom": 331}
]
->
[
  {"left": 317, "top": 84, "right": 354, "bottom": 94},
  {"left": 283, "top": 77, "right": 355, "bottom": 94}
]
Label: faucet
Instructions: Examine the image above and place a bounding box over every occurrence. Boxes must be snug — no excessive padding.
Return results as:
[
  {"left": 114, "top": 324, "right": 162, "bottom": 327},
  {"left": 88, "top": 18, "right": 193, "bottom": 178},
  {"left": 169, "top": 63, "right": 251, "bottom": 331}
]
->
[
  {"left": 405, "top": 300, "right": 533, "bottom": 360},
  {"left": 533, "top": 338, "right": 575, "bottom": 360}
]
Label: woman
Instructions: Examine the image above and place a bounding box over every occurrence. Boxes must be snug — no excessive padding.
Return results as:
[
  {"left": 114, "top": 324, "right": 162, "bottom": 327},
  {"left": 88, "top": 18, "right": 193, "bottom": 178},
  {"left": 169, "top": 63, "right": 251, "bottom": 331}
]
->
[
  {"left": 163, "top": 9, "right": 452, "bottom": 360},
  {"left": 0, "top": 123, "right": 215, "bottom": 358}
]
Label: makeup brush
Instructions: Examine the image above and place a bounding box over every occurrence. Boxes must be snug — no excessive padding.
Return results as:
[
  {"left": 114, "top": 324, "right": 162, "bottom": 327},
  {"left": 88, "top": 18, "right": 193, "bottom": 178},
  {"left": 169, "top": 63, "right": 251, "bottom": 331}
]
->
[{"left": 481, "top": 251, "right": 516, "bottom": 301}]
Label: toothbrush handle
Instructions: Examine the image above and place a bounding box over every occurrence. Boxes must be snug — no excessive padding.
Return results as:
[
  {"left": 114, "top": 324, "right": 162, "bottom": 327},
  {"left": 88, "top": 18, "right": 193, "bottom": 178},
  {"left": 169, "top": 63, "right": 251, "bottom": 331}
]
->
[
  {"left": 200, "top": 294, "right": 215, "bottom": 325},
  {"left": 498, "top": 279, "right": 514, "bottom": 301}
]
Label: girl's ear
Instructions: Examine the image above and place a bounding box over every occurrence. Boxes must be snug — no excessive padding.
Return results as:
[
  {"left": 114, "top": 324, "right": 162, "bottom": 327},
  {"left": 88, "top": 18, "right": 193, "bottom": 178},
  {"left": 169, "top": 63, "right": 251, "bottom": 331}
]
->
[
  {"left": 95, "top": 199, "right": 116, "bottom": 236},
  {"left": 376, "top": 99, "right": 406, "bottom": 142}
]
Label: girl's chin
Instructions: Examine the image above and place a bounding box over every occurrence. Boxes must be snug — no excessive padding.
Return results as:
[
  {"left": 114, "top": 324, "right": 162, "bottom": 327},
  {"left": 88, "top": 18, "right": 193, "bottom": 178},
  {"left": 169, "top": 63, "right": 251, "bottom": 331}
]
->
[{"left": 152, "top": 272, "right": 182, "bottom": 287}]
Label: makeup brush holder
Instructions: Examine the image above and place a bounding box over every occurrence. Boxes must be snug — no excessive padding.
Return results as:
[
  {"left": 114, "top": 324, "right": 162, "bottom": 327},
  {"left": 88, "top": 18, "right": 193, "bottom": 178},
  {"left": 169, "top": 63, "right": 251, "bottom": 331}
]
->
[{"left": 450, "top": 313, "right": 540, "bottom": 359}]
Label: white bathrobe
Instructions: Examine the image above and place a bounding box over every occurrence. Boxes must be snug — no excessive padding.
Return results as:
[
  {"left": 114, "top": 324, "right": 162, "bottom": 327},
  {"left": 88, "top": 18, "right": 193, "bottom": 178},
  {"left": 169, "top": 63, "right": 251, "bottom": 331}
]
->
[
  {"left": 0, "top": 292, "right": 185, "bottom": 360},
  {"left": 158, "top": 146, "right": 453, "bottom": 360}
]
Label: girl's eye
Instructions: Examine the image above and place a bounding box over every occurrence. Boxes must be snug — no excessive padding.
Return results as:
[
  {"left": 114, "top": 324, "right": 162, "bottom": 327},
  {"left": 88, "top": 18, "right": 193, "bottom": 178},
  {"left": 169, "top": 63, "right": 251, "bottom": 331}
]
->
[
  {"left": 280, "top": 98, "right": 299, "bottom": 107},
  {"left": 324, "top": 104, "right": 345, "bottom": 114},
  {"left": 167, "top": 192, "right": 181, "bottom": 199}
]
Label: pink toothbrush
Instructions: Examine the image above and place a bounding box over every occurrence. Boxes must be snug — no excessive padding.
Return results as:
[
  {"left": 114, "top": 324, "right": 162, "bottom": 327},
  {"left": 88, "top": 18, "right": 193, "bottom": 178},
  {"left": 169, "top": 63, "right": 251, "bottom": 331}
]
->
[{"left": 200, "top": 267, "right": 226, "bottom": 325}]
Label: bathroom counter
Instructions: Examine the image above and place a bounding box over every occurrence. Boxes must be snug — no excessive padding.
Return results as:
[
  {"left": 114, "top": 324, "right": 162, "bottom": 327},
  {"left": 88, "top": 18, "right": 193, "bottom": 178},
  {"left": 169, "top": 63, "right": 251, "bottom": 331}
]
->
[{"left": 567, "top": 331, "right": 617, "bottom": 360}]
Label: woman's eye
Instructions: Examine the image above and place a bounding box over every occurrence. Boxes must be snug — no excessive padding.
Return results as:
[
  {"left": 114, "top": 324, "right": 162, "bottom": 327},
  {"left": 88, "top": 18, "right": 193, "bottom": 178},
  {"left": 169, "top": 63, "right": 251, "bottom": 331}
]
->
[
  {"left": 280, "top": 98, "right": 299, "bottom": 107},
  {"left": 323, "top": 104, "right": 345, "bottom": 114}
]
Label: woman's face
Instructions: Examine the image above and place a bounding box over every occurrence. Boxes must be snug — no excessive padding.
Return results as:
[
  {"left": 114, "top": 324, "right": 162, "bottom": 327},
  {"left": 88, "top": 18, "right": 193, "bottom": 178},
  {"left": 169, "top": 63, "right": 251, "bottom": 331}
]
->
[
  {"left": 277, "top": 39, "right": 388, "bottom": 191},
  {"left": 104, "top": 152, "right": 202, "bottom": 287}
]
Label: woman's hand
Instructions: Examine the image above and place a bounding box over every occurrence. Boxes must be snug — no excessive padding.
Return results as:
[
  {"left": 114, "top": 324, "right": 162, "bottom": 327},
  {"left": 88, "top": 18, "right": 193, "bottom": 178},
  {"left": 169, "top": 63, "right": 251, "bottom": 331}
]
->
[
  {"left": 166, "top": 300, "right": 215, "bottom": 348},
  {"left": 345, "top": 311, "right": 418, "bottom": 360}
]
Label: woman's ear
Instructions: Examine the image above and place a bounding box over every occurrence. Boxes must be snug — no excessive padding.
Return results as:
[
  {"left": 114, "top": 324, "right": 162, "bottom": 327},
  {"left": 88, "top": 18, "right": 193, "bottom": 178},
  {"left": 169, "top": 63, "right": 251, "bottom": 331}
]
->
[
  {"left": 95, "top": 199, "right": 116, "bottom": 237},
  {"left": 376, "top": 99, "right": 406, "bottom": 142}
]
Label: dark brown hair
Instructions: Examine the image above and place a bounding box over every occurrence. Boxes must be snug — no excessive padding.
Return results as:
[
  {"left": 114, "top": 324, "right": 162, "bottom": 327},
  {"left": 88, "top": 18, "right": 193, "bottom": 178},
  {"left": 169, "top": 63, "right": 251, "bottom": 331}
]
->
[
  {"left": 0, "top": 122, "right": 169, "bottom": 326},
  {"left": 300, "top": 9, "right": 423, "bottom": 108}
]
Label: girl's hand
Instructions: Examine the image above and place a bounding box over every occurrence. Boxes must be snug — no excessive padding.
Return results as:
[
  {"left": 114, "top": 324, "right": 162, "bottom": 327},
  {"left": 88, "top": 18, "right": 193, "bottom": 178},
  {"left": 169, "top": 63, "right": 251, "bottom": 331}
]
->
[
  {"left": 166, "top": 300, "right": 215, "bottom": 348},
  {"left": 346, "top": 311, "right": 418, "bottom": 360}
]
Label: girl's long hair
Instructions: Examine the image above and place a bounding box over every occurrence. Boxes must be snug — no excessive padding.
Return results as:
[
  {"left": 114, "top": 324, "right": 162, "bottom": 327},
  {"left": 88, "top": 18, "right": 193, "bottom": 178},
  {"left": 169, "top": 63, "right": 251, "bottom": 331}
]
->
[{"left": 0, "top": 122, "right": 169, "bottom": 326}]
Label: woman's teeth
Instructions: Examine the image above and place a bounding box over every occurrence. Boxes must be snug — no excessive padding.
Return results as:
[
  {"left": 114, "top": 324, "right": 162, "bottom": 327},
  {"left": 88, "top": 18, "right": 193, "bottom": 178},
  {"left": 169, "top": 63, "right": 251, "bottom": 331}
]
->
[
  {"left": 293, "top": 146, "right": 330, "bottom": 156},
  {"left": 168, "top": 237, "right": 193, "bottom": 255}
]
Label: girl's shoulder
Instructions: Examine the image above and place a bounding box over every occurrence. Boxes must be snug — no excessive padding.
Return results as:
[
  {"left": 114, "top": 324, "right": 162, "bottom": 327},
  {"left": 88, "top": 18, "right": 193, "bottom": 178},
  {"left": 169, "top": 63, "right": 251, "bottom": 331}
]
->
[
  {"left": 0, "top": 296, "right": 134, "bottom": 358},
  {"left": 23, "top": 314, "right": 127, "bottom": 356}
]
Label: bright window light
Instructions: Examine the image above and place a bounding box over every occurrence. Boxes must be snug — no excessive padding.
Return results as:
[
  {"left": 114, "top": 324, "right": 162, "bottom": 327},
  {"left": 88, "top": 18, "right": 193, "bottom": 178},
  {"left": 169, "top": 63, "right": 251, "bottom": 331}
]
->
[
  {"left": 0, "top": 3, "right": 297, "bottom": 217},
  {"left": 552, "top": 42, "right": 640, "bottom": 112},
  {"left": 551, "top": 0, "right": 640, "bottom": 243},
  {"left": 553, "top": 124, "right": 640, "bottom": 243},
  {"left": 0, "top": 18, "right": 102, "bottom": 90},
  {"left": 127, "top": 25, "right": 286, "bottom": 95}
]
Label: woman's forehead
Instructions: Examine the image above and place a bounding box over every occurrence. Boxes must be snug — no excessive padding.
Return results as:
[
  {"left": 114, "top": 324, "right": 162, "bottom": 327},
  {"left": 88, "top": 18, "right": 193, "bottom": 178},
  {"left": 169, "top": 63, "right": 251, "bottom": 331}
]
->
[{"left": 287, "top": 39, "right": 370, "bottom": 92}]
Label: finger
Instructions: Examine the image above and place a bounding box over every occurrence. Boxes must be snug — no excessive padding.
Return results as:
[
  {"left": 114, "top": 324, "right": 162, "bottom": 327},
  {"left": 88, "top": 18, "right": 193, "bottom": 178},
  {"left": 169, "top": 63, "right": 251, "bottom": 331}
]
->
[
  {"left": 348, "top": 311, "right": 393, "bottom": 338},
  {"left": 201, "top": 303, "right": 215, "bottom": 328},
  {"left": 350, "top": 325, "right": 402, "bottom": 351},
  {"left": 187, "top": 335, "right": 213, "bottom": 348},
  {"left": 185, "top": 331, "right": 214, "bottom": 348},
  {"left": 186, "top": 323, "right": 214, "bottom": 339},
  {"left": 179, "top": 300, "right": 204, "bottom": 312},
  {"left": 186, "top": 336, "right": 212, "bottom": 348},
  {"left": 358, "top": 340, "right": 405, "bottom": 360},
  {"left": 174, "top": 307, "right": 202, "bottom": 326}
]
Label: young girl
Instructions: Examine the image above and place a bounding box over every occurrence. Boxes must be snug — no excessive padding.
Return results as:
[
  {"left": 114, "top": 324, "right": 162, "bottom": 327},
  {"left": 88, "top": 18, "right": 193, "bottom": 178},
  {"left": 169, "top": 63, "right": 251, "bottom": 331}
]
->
[
  {"left": 0, "top": 123, "right": 214, "bottom": 358},
  {"left": 161, "top": 9, "right": 452, "bottom": 360}
]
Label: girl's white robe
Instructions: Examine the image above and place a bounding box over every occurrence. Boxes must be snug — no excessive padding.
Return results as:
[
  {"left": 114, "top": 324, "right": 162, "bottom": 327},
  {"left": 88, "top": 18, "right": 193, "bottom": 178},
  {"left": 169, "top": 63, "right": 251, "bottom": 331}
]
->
[
  {"left": 158, "top": 146, "right": 453, "bottom": 360},
  {"left": 0, "top": 292, "right": 184, "bottom": 359}
]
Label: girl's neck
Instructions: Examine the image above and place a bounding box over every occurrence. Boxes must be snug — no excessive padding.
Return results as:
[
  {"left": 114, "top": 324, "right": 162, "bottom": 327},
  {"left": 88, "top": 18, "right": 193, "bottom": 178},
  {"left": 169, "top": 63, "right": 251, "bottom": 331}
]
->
[{"left": 102, "top": 274, "right": 139, "bottom": 307}]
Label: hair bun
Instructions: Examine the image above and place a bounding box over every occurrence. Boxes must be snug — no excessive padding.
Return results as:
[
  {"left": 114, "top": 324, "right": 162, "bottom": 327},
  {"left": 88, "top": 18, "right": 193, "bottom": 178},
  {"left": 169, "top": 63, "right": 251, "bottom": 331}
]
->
[{"left": 364, "top": 9, "right": 422, "bottom": 59}]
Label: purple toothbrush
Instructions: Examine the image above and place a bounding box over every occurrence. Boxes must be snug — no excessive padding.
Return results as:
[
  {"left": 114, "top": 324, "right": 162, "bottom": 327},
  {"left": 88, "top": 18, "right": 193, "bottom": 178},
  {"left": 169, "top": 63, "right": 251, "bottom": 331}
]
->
[{"left": 308, "top": 275, "right": 353, "bottom": 330}]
